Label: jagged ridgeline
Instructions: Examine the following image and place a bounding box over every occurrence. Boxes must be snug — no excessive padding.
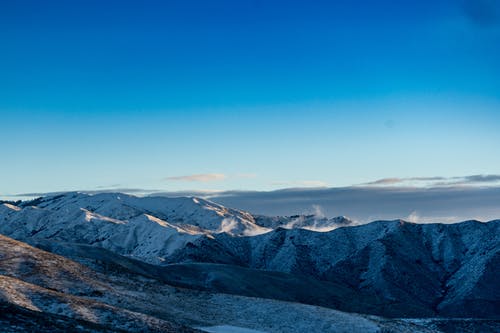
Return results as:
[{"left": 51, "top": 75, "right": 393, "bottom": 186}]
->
[{"left": 0, "top": 192, "right": 499, "bottom": 332}]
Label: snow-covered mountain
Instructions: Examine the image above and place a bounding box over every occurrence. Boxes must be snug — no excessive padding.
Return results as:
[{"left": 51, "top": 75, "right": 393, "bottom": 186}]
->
[
  {"left": 254, "top": 214, "right": 353, "bottom": 231},
  {"left": 0, "top": 192, "right": 352, "bottom": 264},
  {"left": 0, "top": 192, "right": 264, "bottom": 263},
  {"left": 2, "top": 233, "right": 466, "bottom": 333},
  {"left": 0, "top": 192, "right": 499, "bottom": 331},
  {"left": 167, "top": 219, "right": 500, "bottom": 318}
]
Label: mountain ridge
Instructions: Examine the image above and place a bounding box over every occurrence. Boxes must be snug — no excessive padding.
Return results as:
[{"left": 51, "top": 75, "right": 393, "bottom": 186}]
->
[{"left": 0, "top": 192, "right": 499, "bottom": 320}]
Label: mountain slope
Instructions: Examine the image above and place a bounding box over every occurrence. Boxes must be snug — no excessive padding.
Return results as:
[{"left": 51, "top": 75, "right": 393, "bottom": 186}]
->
[
  {"left": 167, "top": 219, "right": 500, "bottom": 318},
  {"left": 0, "top": 193, "right": 268, "bottom": 265},
  {"left": 0, "top": 234, "right": 197, "bottom": 332},
  {"left": 0, "top": 192, "right": 352, "bottom": 265},
  {"left": 0, "top": 192, "right": 499, "bottom": 319},
  {"left": 0, "top": 233, "right": 452, "bottom": 333},
  {"left": 27, "top": 238, "right": 387, "bottom": 315},
  {"left": 0, "top": 301, "right": 133, "bottom": 333}
]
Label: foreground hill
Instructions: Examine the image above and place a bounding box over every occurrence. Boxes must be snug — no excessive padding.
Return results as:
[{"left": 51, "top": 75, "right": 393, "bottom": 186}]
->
[{"left": 0, "top": 233, "right": 454, "bottom": 333}]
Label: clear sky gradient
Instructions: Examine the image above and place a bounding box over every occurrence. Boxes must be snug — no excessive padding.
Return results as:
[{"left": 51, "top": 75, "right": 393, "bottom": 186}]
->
[{"left": 1, "top": 0, "right": 499, "bottom": 197}]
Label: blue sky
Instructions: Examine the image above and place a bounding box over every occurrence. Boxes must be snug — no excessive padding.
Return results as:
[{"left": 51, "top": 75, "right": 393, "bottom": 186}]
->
[{"left": 1, "top": 0, "right": 500, "bottom": 197}]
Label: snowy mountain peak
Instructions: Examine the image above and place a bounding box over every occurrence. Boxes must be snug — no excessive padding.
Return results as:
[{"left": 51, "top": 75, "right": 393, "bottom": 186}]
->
[
  {"left": 0, "top": 192, "right": 361, "bottom": 265},
  {"left": 0, "top": 192, "right": 272, "bottom": 264}
]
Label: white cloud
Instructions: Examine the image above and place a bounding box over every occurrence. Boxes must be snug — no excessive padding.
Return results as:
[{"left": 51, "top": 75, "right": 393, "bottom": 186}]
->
[
  {"left": 166, "top": 173, "right": 226, "bottom": 182},
  {"left": 364, "top": 178, "right": 405, "bottom": 185},
  {"left": 271, "top": 180, "right": 328, "bottom": 187},
  {"left": 406, "top": 211, "right": 420, "bottom": 223},
  {"left": 311, "top": 204, "right": 326, "bottom": 218},
  {"left": 165, "top": 173, "right": 257, "bottom": 183},
  {"left": 362, "top": 174, "right": 500, "bottom": 187},
  {"left": 205, "top": 186, "right": 500, "bottom": 223}
]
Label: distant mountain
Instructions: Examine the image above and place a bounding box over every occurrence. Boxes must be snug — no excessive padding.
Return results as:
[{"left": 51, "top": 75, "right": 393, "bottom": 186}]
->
[
  {"left": 0, "top": 192, "right": 351, "bottom": 264},
  {"left": 0, "top": 192, "right": 499, "bottom": 327},
  {"left": 168, "top": 219, "right": 500, "bottom": 318}
]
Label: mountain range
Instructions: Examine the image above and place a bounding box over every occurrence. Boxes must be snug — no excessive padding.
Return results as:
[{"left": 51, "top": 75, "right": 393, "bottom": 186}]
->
[{"left": 0, "top": 192, "right": 499, "bottom": 332}]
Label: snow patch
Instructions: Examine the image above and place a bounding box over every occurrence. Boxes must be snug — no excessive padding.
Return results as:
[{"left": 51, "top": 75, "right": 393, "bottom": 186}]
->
[
  {"left": 2, "top": 204, "right": 21, "bottom": 212},
  {"left": 81, "top": 209, "right": 125, "bottom": 224}
]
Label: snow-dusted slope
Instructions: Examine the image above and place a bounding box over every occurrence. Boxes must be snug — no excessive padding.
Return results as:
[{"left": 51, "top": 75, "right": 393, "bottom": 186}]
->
[
  {"left": 0, "top": 192, "right": 499, "bottom": 319},
  {"left": 0, "top": 192, "right": 273, "bottom": 264},
  {"left": 0, "top": 234, "right": 195, "bottom": 332},
  {"left": 1, "top": 233, "right": 457, "bottom": 333},
  {"left": 0, "top": 192, "right": 351, "bottom": 264},
  {"left": 166, "top": 219, "right": 500, "bottom": 318},
  {"left": 23, "top": 192, "right": 268, "bottom": 235}
]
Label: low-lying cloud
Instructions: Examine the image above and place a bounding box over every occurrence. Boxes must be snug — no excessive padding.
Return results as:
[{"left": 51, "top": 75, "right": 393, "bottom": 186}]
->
[
  {"left": 363, "top": 174, "right": 500, "bottom": 187},
  {"left": 271, "top": 180, "right": 328, "bottom": 187},
  {"left": 206, "top": 186, "right": 500, "bottom": 223},
  {"left": 165, "top": 173, "right": 258, "bottom": 183},
  {"left": 166, "top": 173, "right": 226, "bottom": 182},
  {"left": 5, "top": 174, "right": 500, "bottom": 224},
  {"left": 451, "top": 174, "right": 500, "bottom": 184}
]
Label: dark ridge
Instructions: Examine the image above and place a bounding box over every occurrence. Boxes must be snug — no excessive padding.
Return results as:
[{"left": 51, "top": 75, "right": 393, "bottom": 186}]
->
[{"left": 0, "top": 200, "right": 21, "bottom": 206}]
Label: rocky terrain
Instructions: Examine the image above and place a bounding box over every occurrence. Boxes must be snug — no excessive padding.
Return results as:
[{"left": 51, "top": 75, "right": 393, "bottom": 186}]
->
[{"left": 0, "top": 192, "right": 499, "bottom": 332}]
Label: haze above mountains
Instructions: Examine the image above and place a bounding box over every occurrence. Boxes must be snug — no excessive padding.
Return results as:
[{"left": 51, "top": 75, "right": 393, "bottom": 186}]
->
[{"left": 8, "top": 180, "right": 500, "bottom": 223}]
